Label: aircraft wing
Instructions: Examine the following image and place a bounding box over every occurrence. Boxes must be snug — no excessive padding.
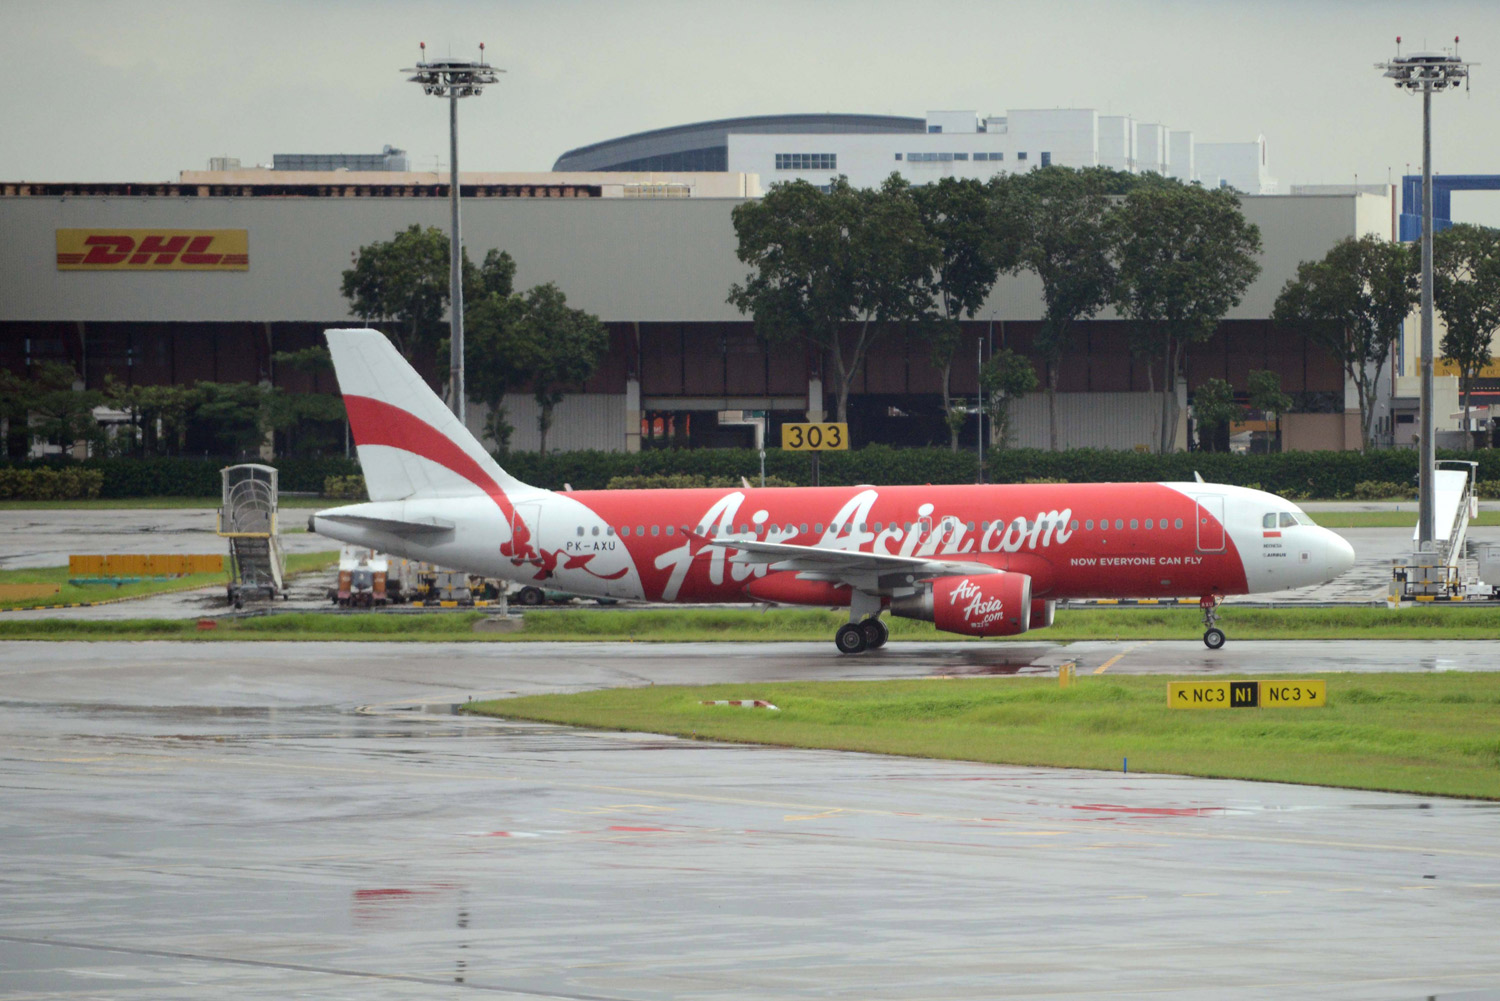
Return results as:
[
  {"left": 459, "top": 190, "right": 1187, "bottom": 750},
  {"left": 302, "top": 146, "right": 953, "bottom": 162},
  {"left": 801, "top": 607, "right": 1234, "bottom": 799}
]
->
[{"left": 699, "top": 534, "right": 1001, "bottom": 593}]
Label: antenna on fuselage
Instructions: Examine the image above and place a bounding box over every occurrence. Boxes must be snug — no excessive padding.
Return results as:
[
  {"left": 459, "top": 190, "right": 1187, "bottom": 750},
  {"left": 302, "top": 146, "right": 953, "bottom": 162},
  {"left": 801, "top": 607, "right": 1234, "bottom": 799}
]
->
[{"left": 1194, "top": 471, "right": 1205, "bottom": 483}]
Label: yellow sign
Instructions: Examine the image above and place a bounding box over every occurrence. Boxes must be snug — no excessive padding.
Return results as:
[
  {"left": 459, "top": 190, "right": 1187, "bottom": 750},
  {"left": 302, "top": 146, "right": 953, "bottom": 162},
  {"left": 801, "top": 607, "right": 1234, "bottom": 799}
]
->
[
  {"left": 781, "top": 423, "right": 848, "bottom": 451},
  {"left": 1436, "top": 358, "right": 1500, "bottom": 379},
  {"left": 56, "top": 229, "right": 249, "bottom": 271},
  {"left": 1168, "top": 679, "right": 1326, "bottom": 709},
  {"left": 1259, "top": 680, "right": 1326, "bottom": 707}
]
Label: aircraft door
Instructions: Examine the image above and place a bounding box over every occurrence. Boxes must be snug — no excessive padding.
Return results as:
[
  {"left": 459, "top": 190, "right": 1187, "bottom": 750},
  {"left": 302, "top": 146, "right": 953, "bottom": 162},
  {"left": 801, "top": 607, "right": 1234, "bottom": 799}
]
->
[{"left": 1193, "top": 495, "right": 1225, "bottom": 553}]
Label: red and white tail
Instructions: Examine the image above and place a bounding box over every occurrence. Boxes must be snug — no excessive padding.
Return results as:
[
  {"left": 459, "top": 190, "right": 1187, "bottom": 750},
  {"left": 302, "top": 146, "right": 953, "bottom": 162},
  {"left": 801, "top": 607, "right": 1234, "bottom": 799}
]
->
[{"left": 324, "top": 328, "right": 531, "bottom": 503}]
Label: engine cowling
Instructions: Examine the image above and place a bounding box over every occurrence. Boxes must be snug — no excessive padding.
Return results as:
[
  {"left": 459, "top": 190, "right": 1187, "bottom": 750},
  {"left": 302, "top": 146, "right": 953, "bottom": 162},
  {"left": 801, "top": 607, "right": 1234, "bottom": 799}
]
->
[
  {"left": 890, "top": 573, "right": 1032, "bottom": 637},
  {"left": 1029, "top": 598, "right": 1056, "bottom": 630}
]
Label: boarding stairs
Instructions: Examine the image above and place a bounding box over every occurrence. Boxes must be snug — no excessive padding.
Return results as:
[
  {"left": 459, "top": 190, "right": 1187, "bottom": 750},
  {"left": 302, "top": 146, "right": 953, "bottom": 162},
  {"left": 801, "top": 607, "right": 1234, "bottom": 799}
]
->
[
  {"left": 217, "top": 464, "right": 286, "bottom": 607},
  {"left": 1393, "top": 460, "right": 1480, "bottom": 601}
]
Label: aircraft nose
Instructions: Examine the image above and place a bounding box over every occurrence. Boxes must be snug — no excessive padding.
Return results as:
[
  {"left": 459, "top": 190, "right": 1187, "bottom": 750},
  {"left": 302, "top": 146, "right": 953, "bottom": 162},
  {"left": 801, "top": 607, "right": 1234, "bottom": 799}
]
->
[{"left": 1325, "top": 531, "right": 1355, "bottom": 579}]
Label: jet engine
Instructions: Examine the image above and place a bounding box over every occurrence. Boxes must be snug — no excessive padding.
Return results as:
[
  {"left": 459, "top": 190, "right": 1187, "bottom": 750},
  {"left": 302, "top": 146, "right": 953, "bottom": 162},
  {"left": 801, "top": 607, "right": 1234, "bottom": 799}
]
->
[
  {"left": 1029, "top": 598, "right": 1056, "bottom": 630},
  {"left": 890, "top": 573, "right": 1033, "bottom": 637}
]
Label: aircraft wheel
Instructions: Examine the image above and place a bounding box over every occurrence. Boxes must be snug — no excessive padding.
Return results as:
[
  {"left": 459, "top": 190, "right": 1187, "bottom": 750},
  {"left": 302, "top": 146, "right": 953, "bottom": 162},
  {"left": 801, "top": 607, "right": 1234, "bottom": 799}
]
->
[
  {"left": 1203, "top": 627, "right": 1226, "bottom": 651},
  {"left": 861, "top": 618, "right": 889, "bottom": 649},
  {"left": 835, "top": 622, "right": 868, "bottom": 655},
  {"left": 517, "top": 586, "right": 545, "bottom": 606}
]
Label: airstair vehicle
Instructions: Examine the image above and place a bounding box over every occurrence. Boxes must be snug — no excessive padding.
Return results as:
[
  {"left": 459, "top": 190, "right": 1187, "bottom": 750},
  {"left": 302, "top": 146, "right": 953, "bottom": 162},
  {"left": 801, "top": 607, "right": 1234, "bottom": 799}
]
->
[
  {"left": 1390, "top": 460, "right": 1497, "bottom": 602},
  {"left": 217, "top": 464, "right": 286, "bottom": 608}
]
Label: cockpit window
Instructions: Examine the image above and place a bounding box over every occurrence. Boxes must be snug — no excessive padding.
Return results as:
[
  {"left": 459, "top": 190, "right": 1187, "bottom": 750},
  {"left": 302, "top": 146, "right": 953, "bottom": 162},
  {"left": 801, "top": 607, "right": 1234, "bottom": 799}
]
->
[
  {"left": 1262, "top": 513, "right": 1277, "bottom": 529},
  {"left": 1279, "top": 512, "right": 1299, "bottom": 528}
]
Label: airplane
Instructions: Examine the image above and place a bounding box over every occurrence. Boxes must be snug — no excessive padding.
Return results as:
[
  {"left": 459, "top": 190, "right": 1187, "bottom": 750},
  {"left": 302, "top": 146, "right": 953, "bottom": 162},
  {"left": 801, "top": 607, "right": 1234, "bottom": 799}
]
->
[{"left": 311, "top": 328, "right": 1356, "bottom": 654}]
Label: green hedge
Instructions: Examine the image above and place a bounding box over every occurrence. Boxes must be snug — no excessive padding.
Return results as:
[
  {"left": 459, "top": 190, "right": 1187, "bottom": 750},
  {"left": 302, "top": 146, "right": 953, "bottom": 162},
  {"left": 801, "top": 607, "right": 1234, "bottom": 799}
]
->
[
  {"left": 5, "top": 448, "right": 1497, "bottom": 500},
  {"left": 1, "top": 457, "right": 360, "bottom": 498},
  {"left": 0, "top": 467, "right": 105, "bottom": 500},
  {"left": 506, "top": 446, "right": 1500, "bottom": 498}
]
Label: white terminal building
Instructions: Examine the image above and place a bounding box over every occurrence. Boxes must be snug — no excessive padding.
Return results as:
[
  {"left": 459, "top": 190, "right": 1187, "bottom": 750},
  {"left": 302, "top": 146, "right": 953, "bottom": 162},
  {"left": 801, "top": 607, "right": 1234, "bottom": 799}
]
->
[{"left": 730, "top": 110, "right": 1275, "bottom": 193}]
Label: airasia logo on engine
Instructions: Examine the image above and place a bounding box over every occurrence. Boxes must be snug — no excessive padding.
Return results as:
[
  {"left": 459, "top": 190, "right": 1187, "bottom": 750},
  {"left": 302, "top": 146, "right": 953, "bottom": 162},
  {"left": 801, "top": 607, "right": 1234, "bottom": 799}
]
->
[
  {"left": 931, "top": 574, "right": 1030, "bottom": 637},
  {"left": 950, "top": 578, "right": 1005, "bottom": 630}
]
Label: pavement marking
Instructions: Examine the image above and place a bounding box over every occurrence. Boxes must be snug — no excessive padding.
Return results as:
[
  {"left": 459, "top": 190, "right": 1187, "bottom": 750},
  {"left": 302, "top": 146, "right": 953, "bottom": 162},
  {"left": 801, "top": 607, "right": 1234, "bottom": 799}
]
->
[
  {"left": 784, "top": 808, "right": 848, "bottom": 821},
  {"left": 1093, "top": 641, "right": 1153, "bottom": 674},
  {"left": 1108, "top": 894, "right": 1148, "bottom": 900},
  {"left": 26, "top": 744, "right": 1500, "bottom": 860}
]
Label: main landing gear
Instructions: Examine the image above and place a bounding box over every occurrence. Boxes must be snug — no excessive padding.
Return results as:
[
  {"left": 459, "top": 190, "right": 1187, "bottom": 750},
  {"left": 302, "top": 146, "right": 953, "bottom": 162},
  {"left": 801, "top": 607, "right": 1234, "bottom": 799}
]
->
[
  {"left": 835, "top": 591, "right": 888, "bottom": 654},
  {"left": 1200, "top": 594, "right": 1226, "bottom": 650},
  {"left": 835, "top": 617, "right": 888, "bottom": 654}
]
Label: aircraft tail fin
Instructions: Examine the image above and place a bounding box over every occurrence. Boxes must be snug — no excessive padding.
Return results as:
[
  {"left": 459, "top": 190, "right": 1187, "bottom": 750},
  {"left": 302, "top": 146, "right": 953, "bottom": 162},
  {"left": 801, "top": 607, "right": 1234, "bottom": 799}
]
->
[{"left": 324, "top": 328, "right": 532, "bottom": 503}]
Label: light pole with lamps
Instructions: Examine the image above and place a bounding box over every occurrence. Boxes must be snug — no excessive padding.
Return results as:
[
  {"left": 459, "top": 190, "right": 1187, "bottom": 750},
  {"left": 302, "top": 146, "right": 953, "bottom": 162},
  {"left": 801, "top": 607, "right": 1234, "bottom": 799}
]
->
[
  {"left": 404, "top": 43, "right": 501, "bottom": 424},
  {"left": 1376, "top": 37, "right": 1473, "bottom": 547}
]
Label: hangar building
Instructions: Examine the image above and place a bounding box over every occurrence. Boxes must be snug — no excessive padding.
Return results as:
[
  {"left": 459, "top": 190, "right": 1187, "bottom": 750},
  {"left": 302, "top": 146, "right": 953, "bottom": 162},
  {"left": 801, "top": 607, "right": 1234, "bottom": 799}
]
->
[{"left": 0, "top": 175, "right": 1391, "bottom": 454}]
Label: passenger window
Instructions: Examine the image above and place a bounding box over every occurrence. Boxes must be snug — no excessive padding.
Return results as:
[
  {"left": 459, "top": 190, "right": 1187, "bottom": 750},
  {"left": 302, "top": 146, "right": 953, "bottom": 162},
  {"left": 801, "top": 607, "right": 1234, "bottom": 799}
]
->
[
  {"left": 666, "top": 525, "right": 674, "bottom": 536},
  {"left": 619, "top": 526, "right": 628, "bottom": 537},
  {"left": 638, "top": 525, "right": 645, "bottom": 536},
  {"left": 1085, "top": 519, "right": 1094, "bottom": 530},
  {"left": 1280, "top": 512, "right": 1297, "bottom": 528},
  {"left": 576, "top": 526, "right": 584, "bottom": 536},
  {"left": 1143, "top": 518, "right": 1152, "bottom": 530},
  {"left": 800, "top": 523, "right": 809, "bottom": 534},
  {"left": 591, "top": 526, "right": 600, "bottom": 536},
  {"left": 1174, "top": 518, "right": 1183, "bottom": 530},
  {"left": 905, "top": 522, "right": 913, "bottom": 531},
  {"left": 1115, "top": 519, "right": 1124, "bottom": 531},
  {"left": 1070, "top": 520, "right": 1079, "bottom": 530},
  {"left": 651, "top": 525, "right": 659, "bottom": 536},
  {"left": 980, "top": 521, "right": 989, "bottom": 531},
  {"left": 859, "top": 522, "right": 868, "bottom": 532},
  {"left": 607, "top": 526, "right": 615, "bottom": 536},
  {"left": 967, "top": 521, "right": 975, "bottom": 531},
  {"left": 815, "top": 523, "right": 824, "bottom": 533},
  {"left": 1130, "top": 519, "right": 1139, "bottom": 530}
]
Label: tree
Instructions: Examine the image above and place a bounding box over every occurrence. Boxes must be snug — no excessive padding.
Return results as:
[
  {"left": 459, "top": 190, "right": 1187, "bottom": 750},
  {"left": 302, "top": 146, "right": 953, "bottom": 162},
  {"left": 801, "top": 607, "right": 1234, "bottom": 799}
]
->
[
  {"left": 728, "top": 175, "right": 938, "bottom": 424},
  {"left": 0, "top": 363, "right": 102, "bottom": 456},
  {"left": 102, "top": 381, "right": 198, "bottom": 457},
  {"left": 464, "top": 292, "right": 534, "bottom": 452},
  {"left": 465, "top": 247, "right": 517, "bottom": 302},
  {"left": 1112, "top": 182, "right": 1262, "bottom": 453},
  {"left": 340, "top": 224, "right": 450, "bottom": 367},
  {"left": 1191, "top": 378, "right": 1241, "bottom": 452},
  {"left": 1434, "top": 223, "right": 1500, "bottom": 449},
  {"left": 1008, "top": 166, "right": 1128, "bottom": 451},
  {"left": 1247, "top": 369, "right": 1293, "bottom": 452},
  {"left": 512, "top": 283, "right": 608, "bottom": 456},
  {"left": 912, "top": 177, "right": 1014, "bottom": 450},
  {"left": 1272, "top": 235, "right": 1416, "bottom": 452},
  {"left": 978, "top": 347, "right": 1038, "bottom": 449},
  {"left": 341, "top": 227, "right": 517, "bottom": 387}
]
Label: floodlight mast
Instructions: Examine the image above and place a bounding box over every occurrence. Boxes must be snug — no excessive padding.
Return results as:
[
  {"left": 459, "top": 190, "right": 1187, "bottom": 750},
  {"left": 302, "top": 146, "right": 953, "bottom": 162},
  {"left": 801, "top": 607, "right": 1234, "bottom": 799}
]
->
[
  {"left": 1375, "top": 37, "right": 1474, "bottom": 548},
  {"left": 403, "top": 42, "right": 502, "bottom": 424}
]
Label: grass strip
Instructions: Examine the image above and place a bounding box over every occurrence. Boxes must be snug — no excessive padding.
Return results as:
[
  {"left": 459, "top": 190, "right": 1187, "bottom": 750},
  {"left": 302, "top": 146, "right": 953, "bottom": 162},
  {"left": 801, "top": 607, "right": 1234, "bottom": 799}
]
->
[
  {"left": 467, "top": 673, "right": 1500, "bottom": 800},
  {"left": 2, "top": 603, "right": 1500, "bottom": 640},
  {"left": 0, "top": 551, "right": 337, "bottom": 611},
  {"left": 1308, "top": 510, "right": 1500, "bottom": 528}
]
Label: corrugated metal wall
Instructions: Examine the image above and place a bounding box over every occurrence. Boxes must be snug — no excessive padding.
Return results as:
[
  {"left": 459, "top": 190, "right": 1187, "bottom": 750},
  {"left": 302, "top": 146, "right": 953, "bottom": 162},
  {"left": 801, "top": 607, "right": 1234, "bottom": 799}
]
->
[
  {"left": 496, "top": 394, "right": 628, "bottom": 453},
  {"left": 1006, "top": 392, "right": 1169, "bottom": 451}
]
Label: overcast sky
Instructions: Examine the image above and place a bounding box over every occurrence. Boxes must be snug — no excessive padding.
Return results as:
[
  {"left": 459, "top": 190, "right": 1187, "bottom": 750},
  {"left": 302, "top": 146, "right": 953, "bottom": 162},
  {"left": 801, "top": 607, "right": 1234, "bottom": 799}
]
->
[{"left": 8, "top": 0, "right": 1500, "bottom": 221}]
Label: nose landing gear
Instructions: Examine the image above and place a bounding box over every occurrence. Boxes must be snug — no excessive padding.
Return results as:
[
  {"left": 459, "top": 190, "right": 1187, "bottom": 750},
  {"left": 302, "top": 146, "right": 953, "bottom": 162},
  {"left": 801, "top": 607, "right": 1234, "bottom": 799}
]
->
[{"left": 1200, "top": 594, "right": 1225, "bottom": 650}]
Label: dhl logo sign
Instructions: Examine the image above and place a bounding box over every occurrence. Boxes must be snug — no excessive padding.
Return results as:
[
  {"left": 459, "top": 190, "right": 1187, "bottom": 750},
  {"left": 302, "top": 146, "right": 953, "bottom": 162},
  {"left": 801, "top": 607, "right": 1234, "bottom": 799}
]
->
[{"left": 55, "top": 229, "right": 249, "bottom": 271}]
